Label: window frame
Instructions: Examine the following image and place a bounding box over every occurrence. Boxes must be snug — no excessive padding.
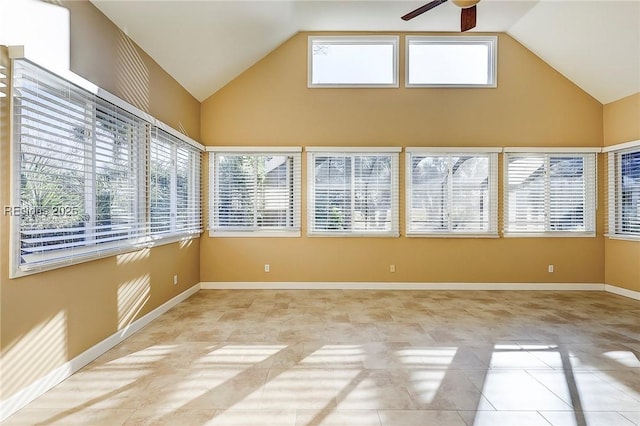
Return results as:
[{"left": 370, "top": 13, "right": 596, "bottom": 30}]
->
[
  {"left": 503, "top": 148, "right": 599, "bottom": 238},
  {"left": 207, "top": 146, "right": 302, "bottom": 238},
  {"left": 308, "top": 36, "right": 400, "bottom": 88},
  {"left": 9, "top": 56, "right": 204, "bottom": 277},
  {"left": 307, "top": 147, "right": 401, "bottom": 237},
  {"left": 605, "top": 140, "right": 640, "bottom": 241},
  {"left": 405, "top": 35, "right": 498, "bottom": 88},
  {"left": 405, "top": 147, "right": 500, "bottom": 237},
  {"left": 150, "top": 126, "right": 202, "bottom": 240}
]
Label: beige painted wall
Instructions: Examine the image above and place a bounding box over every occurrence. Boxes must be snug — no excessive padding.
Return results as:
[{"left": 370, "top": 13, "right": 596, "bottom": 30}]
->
[
  {"left": 0, "top": 0, "right": 201, "bottom": 401},
  {"left": 603, "top": 93, "right": 640, "bottom": 292},
  {"left": 200, "top": 32, "right": 605, "bottom": 284}
]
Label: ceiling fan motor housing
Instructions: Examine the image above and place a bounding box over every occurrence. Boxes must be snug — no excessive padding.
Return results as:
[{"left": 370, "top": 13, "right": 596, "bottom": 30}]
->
[{"left": 452, "top": 0, "right": 480, "bottom": 8}]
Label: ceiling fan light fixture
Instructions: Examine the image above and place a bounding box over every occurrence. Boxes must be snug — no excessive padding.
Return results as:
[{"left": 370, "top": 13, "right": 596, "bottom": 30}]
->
[{"left": 452, "top": 0, "right": 480, "bottom": 8}]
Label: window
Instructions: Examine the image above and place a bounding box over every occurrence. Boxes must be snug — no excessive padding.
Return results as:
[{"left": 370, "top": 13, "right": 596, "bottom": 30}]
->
[
  {"left": 11, "top": 58, "right": 203, "bottom": 276},
  {"left": 308, "top": 36, "right": 399, "bottom": 87},
  {"left": 504, "top": 150, "right": 597, "bottom": 236},
  {"left": 208, "top": 148, "right": 301, "bottom": 236},
  {"left": 406, "top": 149, "right": 499, "bottom": 236},
  {"left": 406, "top": 36, "right": 497, "bottom": 87},
  {"left": 606, "top": 141, "right": 640, "bottom": 239},
  {"left": 307, "top": 148, "right": 400, "bottom": 236},
  {"left": 150, "top": 128, "right": 202, "bottom": 238}
]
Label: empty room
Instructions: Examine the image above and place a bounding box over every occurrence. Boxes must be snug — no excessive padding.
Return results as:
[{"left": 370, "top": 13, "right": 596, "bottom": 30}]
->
[{"left": 1, "top": 0, "right": 639, "bottom": 425}]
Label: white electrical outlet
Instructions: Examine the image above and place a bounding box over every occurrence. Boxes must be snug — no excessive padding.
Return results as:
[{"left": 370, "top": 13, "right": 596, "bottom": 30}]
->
[
  {"left": 548, "top": 265, "right": 554, "bottom": 273},
  {"left": 264, "top": 264, "right": 270, "bottom": 273},
  {"left": 173, "top": 274, "right": 178, "bottom": 285},
  {"left": 390, "top": 264, "right": 396, "bottom": 273}
]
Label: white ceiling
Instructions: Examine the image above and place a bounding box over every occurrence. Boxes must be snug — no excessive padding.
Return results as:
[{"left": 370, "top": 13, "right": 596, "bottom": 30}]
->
[{"left": 90, "top": 0, "right": 640, "bottom": 104}]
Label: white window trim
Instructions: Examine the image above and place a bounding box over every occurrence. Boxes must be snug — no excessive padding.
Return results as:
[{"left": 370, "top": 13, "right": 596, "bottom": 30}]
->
[
  {"left": 605, "top": 140, "right": 640, "bottom": 241},
  {"left": 308, "top": 36, "right": 400, "bottom": 88},
  {"left": 207, "top": 147, "right": 302, "bottom": 238},
  {"left": 602, "top": 139, "right": 640, "bottom": 153},
  {"left": 205, "top": 146, "right": 302, "bottom": 153},
  {"left": 503, "top": 151, "right": 598, "bottom": 238},
  {"left": 306, "top": 146, "right": 402, "bottom": 153},
  {"left": 405, "top": 35, "right": 498, "bottom": 88},
  {"left": 405, "top": 148, "right": 499, "bottom": 237},
  {"left": 504, "top": 147, "right": 602, "bottom": 153},
  {"left": 407, "top": 147, "right": 502, "bottom": 153},
  {"left": 307, "top": 147, "right": 400, "bottom": 237}
]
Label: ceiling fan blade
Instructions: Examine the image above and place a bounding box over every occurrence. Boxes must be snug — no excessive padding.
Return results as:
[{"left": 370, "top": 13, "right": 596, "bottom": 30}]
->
[
  {"left": 401, "top": 0, "right": 448, "bottom": 21},
  {"left": 460, "top": 5, "right": 477, "bottom": 31}
]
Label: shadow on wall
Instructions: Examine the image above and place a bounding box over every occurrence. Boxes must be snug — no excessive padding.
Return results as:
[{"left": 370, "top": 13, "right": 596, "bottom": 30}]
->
[{"left": 117, "top": 30, "right": 149, "bottom": 114}]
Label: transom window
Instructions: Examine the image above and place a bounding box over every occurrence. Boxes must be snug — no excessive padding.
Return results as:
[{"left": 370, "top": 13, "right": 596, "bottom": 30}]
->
[
  {"left": 406, "top": 149, "right": 499, "bottom": 236},
  {"left": 308, "top": 36, "right": 399, "bottom": 87},
  {"left": 307, "top": 148, "right": 400, "bottom": 236},
  {"left": 406, "top": 36, "right": 497, "bottom": 87},
  {"left": 208, "top": 148, "right": 302, "bottom": 236},
  {"left": 606, "top": 142, "right": 640, "bottom": 239},
  {"left": 504, "top": 150, "right": 597, "bottom": 236}
]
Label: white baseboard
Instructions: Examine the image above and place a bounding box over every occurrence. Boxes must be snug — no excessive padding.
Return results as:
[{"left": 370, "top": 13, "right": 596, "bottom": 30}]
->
[
  {"left": 605, "top": 284, "right": 640, "bottom": 301},
  {"left": 0, "top": 283, "right": 200, "bottom": 422},
  {"left": 200, "top": 281, "right": 605, "bottom": 291}
]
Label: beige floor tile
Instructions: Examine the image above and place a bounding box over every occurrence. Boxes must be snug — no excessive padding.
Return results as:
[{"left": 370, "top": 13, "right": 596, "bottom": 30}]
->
[
  {"left": 5, "top": 290, "right": 640, "bottom": 425},
  {"left": 2, "top": 408, "right": 135, "bottom": 425},
  {"left": 210, "top": 409, "right": 296, "bottom": 426},
  {"left": 474, "top": 370, "right": 573, "bottom": 411},
  {"left": 333, "top": 369, "right": 417, "bottom": 410},
  {"left": 620, "top": 411, "right": 640, "bottom": 425},
  {"left": 540, "top": 411, "right": 637, "bottom": 426},
  {"left": 407, "top": 369, "right": 494, "bottom": 411},
  {"left": 295, "top": 409, "right": 382, "bottom": 426},
  {"left": 528, "top": 370, "right": 640, "bottom": 412},
  {"left": 459, "top": 410, "right": 552, "bottom": 426},
  {"left": 262, "top": 368, "right": 338, "bottom": 409},
  {"left": 488, "top": 344, "right": 556, "bottom": 369},
  {"left": 378, "top": 409, "right": 466, "bottom": 426},
  {"left": 124, "top": 407, "right": 217, "bottom": 425}
]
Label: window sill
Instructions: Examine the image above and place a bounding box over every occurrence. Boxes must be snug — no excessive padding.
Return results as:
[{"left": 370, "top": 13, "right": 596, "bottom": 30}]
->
[
  {"left": 503, "top": 232, "right": 596, "bottom": 238},
  {"left": 208, "top": 230, "right": 301, "bottom": 238},
  {"left": 406, "top": 233, "right": 499, "bottom": 238},
  {"left": 605, "top": 234, "right": 640, "bottom": 242},
  {"left": 307, "top": 232, "right": 400, "bottom": 238}
]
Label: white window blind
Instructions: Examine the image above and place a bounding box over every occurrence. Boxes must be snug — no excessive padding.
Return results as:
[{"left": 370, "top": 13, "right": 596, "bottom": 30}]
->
[
  {"left": 209, "top": 149, "right": 301, "bottom": 236},
  {"left": 606, "top": 144, "right": 640, "bottom": 238},
  {"left": 150, "top": 128, "right": 202, "bottom": 238},
  {"left": 11, "top": 58, "right": 203, "bottom": 276},
  {"left": 307, "top": 149, "right": 400, "bottom": 236},
  {"left": 505, "top": 152, "right": 597, "bottom": 236},
  {"left": 13, "top": 59, "right": 146, "bottom": 272},
  {"left": 406, "top": 150, "right": 498, "bottom": 236}
]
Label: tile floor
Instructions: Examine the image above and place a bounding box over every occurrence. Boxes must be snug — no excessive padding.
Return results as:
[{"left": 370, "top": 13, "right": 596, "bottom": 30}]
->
[{"left": 4, "top": 290, "right": 640, "bottom": 426}]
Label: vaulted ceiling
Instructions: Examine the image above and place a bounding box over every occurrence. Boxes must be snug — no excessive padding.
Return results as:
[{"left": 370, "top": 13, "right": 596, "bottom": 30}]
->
[{"left": 90, "top": 0, "right": 640, "bottom": 104}]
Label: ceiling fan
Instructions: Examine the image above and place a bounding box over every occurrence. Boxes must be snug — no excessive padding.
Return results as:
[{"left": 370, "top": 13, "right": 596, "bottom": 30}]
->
[{"left": 401, "top": 0, "right": 480, "bottom": 32}]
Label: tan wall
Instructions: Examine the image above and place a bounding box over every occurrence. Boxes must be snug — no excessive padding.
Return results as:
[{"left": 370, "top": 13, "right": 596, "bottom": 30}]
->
[
  {"left": 200, "top": 32, "right": 605, "bottom": 284},
  {"left": 603, "top": 93, "right": 640, "bottom": 292},
  {"left": 0, "top": 0, "right": 201, "bottom": 401}
]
